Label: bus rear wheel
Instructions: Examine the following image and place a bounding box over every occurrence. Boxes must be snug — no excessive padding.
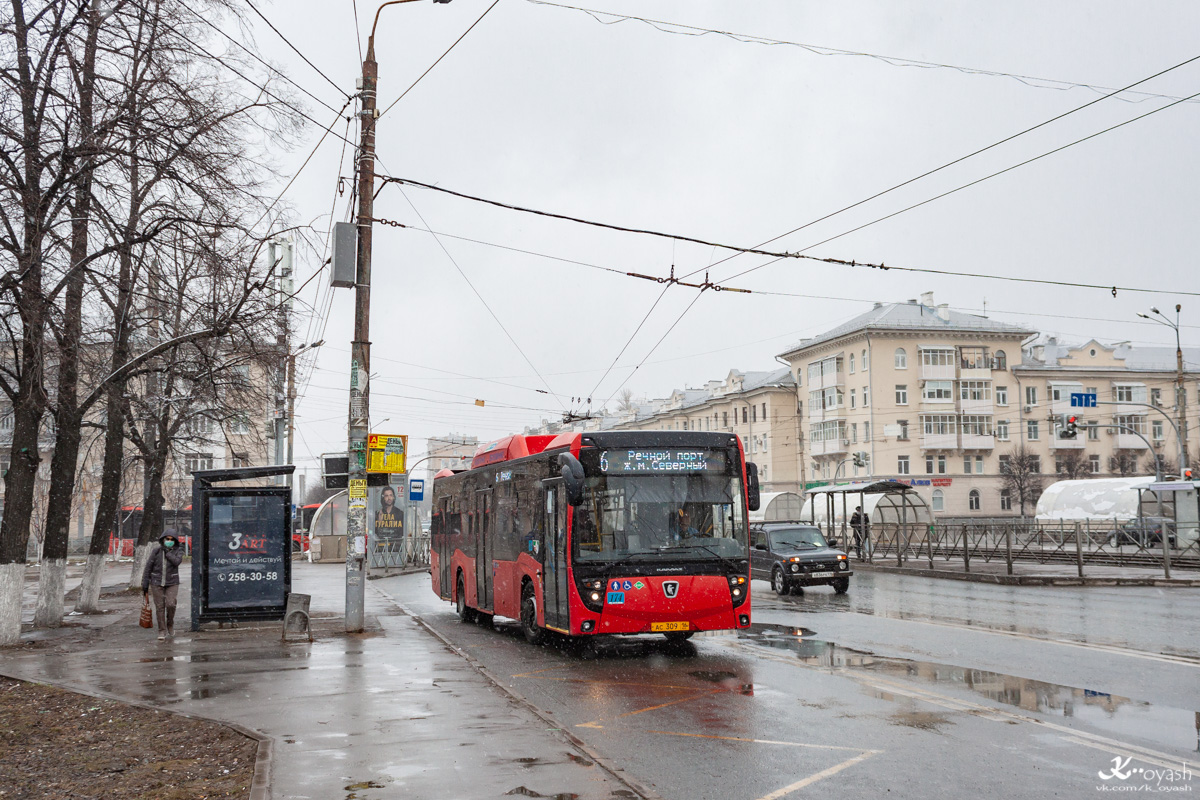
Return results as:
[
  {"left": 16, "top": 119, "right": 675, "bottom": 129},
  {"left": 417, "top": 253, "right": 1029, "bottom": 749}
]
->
[
  {"left": 456, "top": 574, "right": 476, "bottom": 623},
  {"left": 664, "top": 631, "right": 694, "bottom": 643},
  {"left": 520, "top": 583, "right": 545, "bottom": 645}
]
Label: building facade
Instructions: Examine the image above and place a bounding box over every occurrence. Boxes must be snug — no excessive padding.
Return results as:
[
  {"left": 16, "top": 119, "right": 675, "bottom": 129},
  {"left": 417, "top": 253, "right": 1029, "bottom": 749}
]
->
[{"left": 778, "top": 293, "right": 1200, "bottom": 517}]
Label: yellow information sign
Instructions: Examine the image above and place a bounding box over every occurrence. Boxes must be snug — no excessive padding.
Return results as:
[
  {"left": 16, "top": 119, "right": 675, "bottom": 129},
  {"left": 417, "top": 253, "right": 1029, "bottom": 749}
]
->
[
  {"left": 367, "top": 434, "right": 407, "bottom": 474},
  {"left": 348, "top": 478, "right": 367, "bottom": 499}
]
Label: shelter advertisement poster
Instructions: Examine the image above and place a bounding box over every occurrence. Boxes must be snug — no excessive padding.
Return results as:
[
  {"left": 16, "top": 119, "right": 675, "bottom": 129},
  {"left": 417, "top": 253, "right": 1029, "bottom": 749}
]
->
[
  {"left": 205, "top": 493, "right": 289, "bottom": 609},
  {"left": 367, "top": 434, "right": 407, "bottom": 474}
]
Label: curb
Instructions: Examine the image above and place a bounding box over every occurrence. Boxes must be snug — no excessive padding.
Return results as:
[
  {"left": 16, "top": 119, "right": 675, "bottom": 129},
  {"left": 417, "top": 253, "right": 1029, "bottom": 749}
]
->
[
  {"left": 856, "top": 562, "right": 1200, "bottom": 587},
  {"left": 370, "top": 584, "right": 666, "bottom": 800}
]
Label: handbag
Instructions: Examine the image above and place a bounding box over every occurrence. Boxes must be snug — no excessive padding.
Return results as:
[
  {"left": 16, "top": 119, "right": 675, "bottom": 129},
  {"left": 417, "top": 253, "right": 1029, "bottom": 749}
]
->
[{"left": 139, "top": 598, "right": 154, "bottom": 629}]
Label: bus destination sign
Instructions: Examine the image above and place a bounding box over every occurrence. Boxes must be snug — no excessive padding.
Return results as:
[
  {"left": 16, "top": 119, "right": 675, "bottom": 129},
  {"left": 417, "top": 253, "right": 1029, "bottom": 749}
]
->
[{"left": 599, "top": 449, "right": 724, "bottom": 474}]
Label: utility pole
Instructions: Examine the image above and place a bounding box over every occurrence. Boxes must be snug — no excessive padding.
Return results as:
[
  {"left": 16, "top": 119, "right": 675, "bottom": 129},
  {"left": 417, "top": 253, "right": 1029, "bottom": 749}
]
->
[
  {"left": 1174, "top": 304, "right": 1188, "bottom": 472},
  {"left": 345, "top": 39, "right": 378, "bottom": 634}
]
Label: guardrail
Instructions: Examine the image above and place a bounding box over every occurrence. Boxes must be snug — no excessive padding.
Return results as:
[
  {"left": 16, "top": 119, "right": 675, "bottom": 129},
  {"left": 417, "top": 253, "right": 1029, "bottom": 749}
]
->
[
  {"left": 847, "top": 519, "right": 1200, "bottom": 579},
  {"left": 368, "top": 534, "right": 430, "bottom": 570}
]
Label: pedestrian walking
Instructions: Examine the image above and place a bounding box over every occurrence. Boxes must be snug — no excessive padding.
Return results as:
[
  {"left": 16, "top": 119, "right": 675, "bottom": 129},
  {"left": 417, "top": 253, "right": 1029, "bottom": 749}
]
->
[
  {"left": 142, "top": 532, "right": 183, "bottom": 640},
  {"left": 850, "top": 506, "right": 869, "bottom": 561}
]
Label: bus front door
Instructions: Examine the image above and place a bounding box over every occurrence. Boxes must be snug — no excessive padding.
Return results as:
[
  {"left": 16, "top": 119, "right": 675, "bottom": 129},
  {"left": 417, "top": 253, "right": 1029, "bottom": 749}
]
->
[{"left": 542, "top": 483, "right": 569, "bottom": 631}]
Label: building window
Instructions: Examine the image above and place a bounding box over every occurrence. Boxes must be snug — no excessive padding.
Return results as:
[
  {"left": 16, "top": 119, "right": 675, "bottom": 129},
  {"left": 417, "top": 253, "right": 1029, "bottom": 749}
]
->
[
  {"left": 993, "top": 350, "right": 1007, "bottom": 370},
  {"left": 975, "top": 455, "right": 984, "bottom": 474},
  {"left": 932, "top": 490, "right": 944, "bottom": 512},
  {"left": 996, "top": 420, "right": 1010, "bottom": 440},
  {"left": 762, "top": 434, "right": 768, "bottom": 451},
  {"left": 1055, "top": 460, "right": 1064, "bottom": 475},
  {"left": 1089, "top": 454, "right": 1101, "bottom": 474},
  {"left": 1152, "top": 420, "right": 1164, "bottom": 440},
  {"left": 998, "top": 454, "right": 1011, "bottom": 473},
  {"left": 960, "top": 346, "right": 988, "bottom": 370},
  {"left": 897, "top": 420, "right": 908, "bottom": 440},
  {"left": 923, "top": 381, "right": 954, "bottom": 402},
  {"left": 186, "top": 453, "right": 215, "bottom": 473},
  {"left": 1114, "top": 415, "right": 1146, "bottom": 435},
  {"left": 1115, "top": 384, "right": 1147, "bottom": 404},
  {"left": 863, "top": 421, "right": 870, "bottom": 440},
  {"left": 862, "top": 349, "right": 869, "bottom": 371},
  {"left": 996, "top": 386, "right": 1008, "bottom": 406},
  {"left": 897, "top": 456, "right": 910, "bottom": 475},
  {"left": 863, "top": 387, "right": 870, "bottom": 407},
  {"left": 961, "top": 416, "right": 992, "bottom": 437},
  {"left": 1025, "top": 386, "right": 1037, "bottom": 406},
  {"left": 1000, "top": 489, "right": 1012, "bottom": 511},
  {"left": 849, "top": 353, "right": 856, "bottom": 373},
  {"left": 851, "top": 423, "right": 857, "bottom": 443},
  {"left": 1151, "top": 388, "right": 1163, "bottom": 407},
  {"left": 231, "top": 454, "right": 250, "bottom": 469},
  {"left": 926, "top": 455, "right": 935, "bottom": 474},
  {"left": 751, "top": 405, "right": 757, "bottom": 423},
  {"left": 762, "top": 402, "right": 767, "bottom": 419},
  {"left": 895, "top": 348, "right": 907, "bottom": 369},
  {"left": 1027, "top": 420, "right": 1039, "bottom": 440},
  {"left": 742, "top": 408, "right": 748, "bottom": 424},
  {"left": 938, "top": 455, "right": 947, "bottom": 474},
  {"left": 850, "top": 388, "right": 856, "bottom": 409},
  {"left": 1087, "top": 422, "right": 1099, "bottom": 441},
  {"left": 922, "top": 415, "right": 956, "bottom": 436},
  {"left": 896, "top": 385, "right": 908, "bottom": 405},
  {"left": 968, "top": 489, "right": 981, "bottom": 511},
  {"left": 723, "top": 411, "right": 728, "bottom": 427},
  {"left": 922, "top": 349, "right": 956, "bottom": 368},
  {"left": 963, "top": 456, "right": 972, "bottom": 474},
  {"left": 960, "top": 381, "right": 991, "bottom": 401}
]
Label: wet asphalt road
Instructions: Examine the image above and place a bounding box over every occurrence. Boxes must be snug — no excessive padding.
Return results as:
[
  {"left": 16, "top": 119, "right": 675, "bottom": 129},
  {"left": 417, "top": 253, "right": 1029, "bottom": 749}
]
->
[{"left": 377, "top": 570, "right": 1200, "bottom": 800}]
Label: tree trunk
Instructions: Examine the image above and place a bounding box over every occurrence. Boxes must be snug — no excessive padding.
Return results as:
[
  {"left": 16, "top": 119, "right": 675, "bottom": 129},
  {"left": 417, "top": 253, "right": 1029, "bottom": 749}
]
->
[
  {"left": 35, "top": 0, "right": 101, "bottom": 629},
  {"left": 74, "top": 384, "right": 128, "bottom": 615},
  {"left": 128, "top": 450, "right": 165, "bottom": 589}
]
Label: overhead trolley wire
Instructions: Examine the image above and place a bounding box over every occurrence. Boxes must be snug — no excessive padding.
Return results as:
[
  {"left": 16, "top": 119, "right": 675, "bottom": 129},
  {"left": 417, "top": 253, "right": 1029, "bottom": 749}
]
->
[
  {"left": 378, "top": 175, "right": 1200, "bottom": 298},
  {"left": 528, "top": 0, "right": 1200, "bottom": 106},
  {"left": 679, "top": 51, "right": 1200, "bottom": 281},
  {"left": 378, "top": 0, "right": 504, "bottom": 119},
  {"left": 244, "top": 0, "right": 347, "bottom": 98}
]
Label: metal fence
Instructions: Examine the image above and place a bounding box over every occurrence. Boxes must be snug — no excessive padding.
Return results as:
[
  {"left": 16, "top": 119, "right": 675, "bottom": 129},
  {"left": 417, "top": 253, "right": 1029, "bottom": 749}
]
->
[
  {"left": 368, "top": 534, "right": 430, "bottom": 570},
  {"left": 848, "top": 518, "right": 1200, "bottom": 579}
]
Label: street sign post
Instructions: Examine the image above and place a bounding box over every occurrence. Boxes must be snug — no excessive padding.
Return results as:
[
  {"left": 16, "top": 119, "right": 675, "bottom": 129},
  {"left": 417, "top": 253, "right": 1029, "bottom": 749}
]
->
[
  {"left": 409, "top": 478, "right": 424, "bottom": 502},
  {"left": 1070, "top": 392, "right": 1098, "bottom": 408}
]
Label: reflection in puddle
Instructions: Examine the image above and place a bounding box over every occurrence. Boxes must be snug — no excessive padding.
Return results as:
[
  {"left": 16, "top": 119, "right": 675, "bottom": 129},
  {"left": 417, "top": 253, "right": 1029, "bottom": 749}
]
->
[{"left": 738, "top": 623, "right": 1200, "bottom": 751}]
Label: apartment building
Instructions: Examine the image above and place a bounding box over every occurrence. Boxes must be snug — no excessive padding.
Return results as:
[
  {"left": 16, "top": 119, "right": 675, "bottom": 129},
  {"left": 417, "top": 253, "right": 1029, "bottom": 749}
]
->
[
  {"left": 424, "top": 434, "right": 479, "bottom": 477},
  {"left": 607, "top": 368, "right": 804, "bottom": 493},
  {"left": 778, "top": 292, "right": 1200, "bottom": 517}
]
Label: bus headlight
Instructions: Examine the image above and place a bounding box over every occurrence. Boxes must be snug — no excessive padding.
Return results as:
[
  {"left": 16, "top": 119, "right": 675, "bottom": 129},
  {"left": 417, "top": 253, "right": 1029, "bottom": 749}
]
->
[{"left": 577, "top": 579, "right": 605, "bottom": 612}]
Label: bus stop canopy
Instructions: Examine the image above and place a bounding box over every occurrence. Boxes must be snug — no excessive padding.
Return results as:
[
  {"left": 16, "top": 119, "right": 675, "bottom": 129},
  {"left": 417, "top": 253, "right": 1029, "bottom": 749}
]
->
[
  {"left": 749, "top": 491, "right": 805, "bottom": 523},
  {"left": 802, "top": 481, "right": 929, "bottom": 523},
  {"left": 1035, "top": 477, "right": 1156, "bottom": 521}
]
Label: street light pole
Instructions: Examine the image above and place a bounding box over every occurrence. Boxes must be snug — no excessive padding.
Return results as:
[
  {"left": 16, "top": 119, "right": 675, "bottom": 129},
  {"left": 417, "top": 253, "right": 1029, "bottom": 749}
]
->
[
  {"left": 345, "top": 0, "right": 452, "bottom": 633},
  {"left": 1138, "top": 305, "right": 1189, "bottom": 474},
  {"left": 286, "top": 341, "right": 322, "bottom": 490}
]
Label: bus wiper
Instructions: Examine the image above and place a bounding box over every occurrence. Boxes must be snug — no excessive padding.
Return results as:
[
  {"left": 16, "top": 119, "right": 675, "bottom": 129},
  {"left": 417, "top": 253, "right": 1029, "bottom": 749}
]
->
[
  {"left": 673, "top": 542, "right": 742, "bottom": 573},
  {"left": 602, "top": 552, "right": 649, "bottom": 577}
]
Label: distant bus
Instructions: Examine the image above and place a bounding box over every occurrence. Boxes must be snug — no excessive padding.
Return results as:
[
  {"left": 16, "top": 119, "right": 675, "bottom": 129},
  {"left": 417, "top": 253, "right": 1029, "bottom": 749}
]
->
[{"left": 431, "top": 431, "right": 759, "bottom": 643}]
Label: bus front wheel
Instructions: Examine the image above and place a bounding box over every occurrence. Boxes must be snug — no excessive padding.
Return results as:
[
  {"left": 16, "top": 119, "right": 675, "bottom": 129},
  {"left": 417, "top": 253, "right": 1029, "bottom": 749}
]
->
[{"left": 520, "top": 583, "right": 545, "bottom": 645}]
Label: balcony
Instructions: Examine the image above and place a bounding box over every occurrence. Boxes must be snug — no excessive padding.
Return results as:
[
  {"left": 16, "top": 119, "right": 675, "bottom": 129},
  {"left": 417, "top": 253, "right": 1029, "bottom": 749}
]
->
[
  {"left": 920, "top": 364, "right": 955, "bottom": 380},
  {"left": 809, "top": 437, "right": 849, "bottom": 456},
  {"left": 920, "top": 433, "right": 957, "bottom": 450},
  {"left": 1048, "top": 436, "right": 1085, "bottom": 450},
  {"left": 960, "top": 433, "right": 995, "bottom": 450},
  {"left": 809, "top": 370, "right": 845, "bottom": 391},
  {"left": 1115, "top": 433, "right": 1149, "bottom": 450},
  {"left": 960, "top": 398, "right": 994, "bottom": 415},
  {"left": 959, "top": 367, "right": 992, "bottom": 382}
]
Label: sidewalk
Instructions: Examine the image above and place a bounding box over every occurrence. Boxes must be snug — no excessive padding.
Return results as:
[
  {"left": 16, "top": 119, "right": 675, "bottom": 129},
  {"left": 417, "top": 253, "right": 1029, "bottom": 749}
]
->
[
  {"left": 854, "top": 557, "right": 1200, "bottom": 586},
  {"left": 2, "top": 561, "right": 644, "bottom": 800}
]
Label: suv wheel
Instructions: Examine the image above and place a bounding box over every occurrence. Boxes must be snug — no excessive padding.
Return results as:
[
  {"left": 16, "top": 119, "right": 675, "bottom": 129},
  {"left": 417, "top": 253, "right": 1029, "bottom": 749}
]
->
[
  {"left": 832, "top": 577, "right": 850, "bottom": 595},
  {"left": 772, "top": 567, "right": 789, "bottom": 596}
]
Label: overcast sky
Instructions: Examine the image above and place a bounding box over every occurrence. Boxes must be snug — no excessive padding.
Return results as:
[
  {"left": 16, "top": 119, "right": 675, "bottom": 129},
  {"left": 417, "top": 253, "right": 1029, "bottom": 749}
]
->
[{"left": 229, "top": 0, "right": 1200, "bottom": 478}]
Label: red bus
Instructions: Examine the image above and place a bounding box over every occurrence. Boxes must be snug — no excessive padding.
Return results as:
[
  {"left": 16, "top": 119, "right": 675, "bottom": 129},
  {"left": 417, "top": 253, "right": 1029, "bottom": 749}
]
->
[{"left": 431, "top": 430, "right": 760, "bottom": 643}]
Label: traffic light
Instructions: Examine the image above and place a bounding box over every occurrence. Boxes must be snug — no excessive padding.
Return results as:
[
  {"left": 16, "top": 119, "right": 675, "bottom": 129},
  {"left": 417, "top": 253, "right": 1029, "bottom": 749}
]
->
[
  {"left": 1185, "top": 468, "right": 1194, "bottom": 481},
  {"left": 852, "top": 451, "right": 867, "bottom": 468},
  {"left": 1057, "top": 414, "right": 1079, "bottom": 439}
]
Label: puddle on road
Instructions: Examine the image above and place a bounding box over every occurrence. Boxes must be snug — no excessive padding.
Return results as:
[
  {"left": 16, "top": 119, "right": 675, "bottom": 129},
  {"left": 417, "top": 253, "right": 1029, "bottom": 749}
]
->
[{"left": 737, "top": 622, "right": 1200, "bottom": 751}]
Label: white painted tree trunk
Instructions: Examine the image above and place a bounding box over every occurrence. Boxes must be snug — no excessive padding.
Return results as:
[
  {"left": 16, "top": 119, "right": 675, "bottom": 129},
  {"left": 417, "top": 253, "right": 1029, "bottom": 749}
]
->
[
  {"left": 129, "top": 544, "right": 153, "bottom": 591},
  {"left": 74, "top": 553, "right": 106, "bottom": 614},
  {"left": 0, "top": 563, "right": 25, "bottom": 646},
  {"left": 32, "top": 557, "right": 65, "bottom": 628}
]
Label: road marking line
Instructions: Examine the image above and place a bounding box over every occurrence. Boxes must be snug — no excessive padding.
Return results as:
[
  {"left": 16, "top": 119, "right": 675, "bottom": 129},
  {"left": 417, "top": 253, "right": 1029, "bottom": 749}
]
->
[
  {"left": 757, "top": 751, "right": 878, "bottom": 800},
  {"left": 649, "top": 731, "right": 873, "bottom": 753},
  {"left": 1060, "top": 736, "right": 1189, "bottom": 772}
]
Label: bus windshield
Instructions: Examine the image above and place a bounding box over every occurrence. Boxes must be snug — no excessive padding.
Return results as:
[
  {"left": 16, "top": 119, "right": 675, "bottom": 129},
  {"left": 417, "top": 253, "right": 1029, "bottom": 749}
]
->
[{"left": 572, "top": 448, "right": 748, "bottom": 563}]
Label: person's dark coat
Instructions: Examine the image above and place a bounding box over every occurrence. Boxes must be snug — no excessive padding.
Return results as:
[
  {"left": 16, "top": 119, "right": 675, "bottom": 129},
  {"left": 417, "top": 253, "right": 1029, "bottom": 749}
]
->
[{"left": 141, "top": 538, "right": 183, "bottom": 591}]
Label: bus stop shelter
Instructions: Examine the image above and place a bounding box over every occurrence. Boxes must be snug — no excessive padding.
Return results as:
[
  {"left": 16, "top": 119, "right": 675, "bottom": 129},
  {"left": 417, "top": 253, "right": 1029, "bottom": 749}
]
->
[{"left": 801, "top": 481, "right": 930, "bottom": 555}]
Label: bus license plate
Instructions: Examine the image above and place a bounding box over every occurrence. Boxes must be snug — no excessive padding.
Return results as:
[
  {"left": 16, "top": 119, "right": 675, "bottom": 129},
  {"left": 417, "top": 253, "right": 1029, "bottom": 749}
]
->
[
  {"left": 651, "top": 621, "right": 690, "bottom": 632},
  {"left": 809, "top": 571, "right": 835, "bottom": 578}
]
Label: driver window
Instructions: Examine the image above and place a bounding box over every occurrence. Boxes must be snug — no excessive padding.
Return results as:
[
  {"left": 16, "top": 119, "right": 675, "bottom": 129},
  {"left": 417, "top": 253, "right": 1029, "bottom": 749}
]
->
[{"left": 753, "top": 531, "right": 766, "bottom": 549}]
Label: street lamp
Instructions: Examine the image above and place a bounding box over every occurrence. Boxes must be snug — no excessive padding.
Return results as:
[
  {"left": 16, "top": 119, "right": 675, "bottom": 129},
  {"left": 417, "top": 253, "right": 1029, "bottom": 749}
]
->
[
  {"left": 343, "top": 0, "right": 454, "bottom": 633},
  {"left": 1137, "top": 305, "right": 1187, "bottom": 473}
]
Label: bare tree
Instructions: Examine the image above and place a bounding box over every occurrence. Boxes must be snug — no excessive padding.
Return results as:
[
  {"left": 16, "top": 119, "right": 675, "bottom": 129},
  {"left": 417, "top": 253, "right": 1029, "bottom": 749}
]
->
[
  {"left": 1055, "top": 450, "right": 1091, "bottom": 480},
  {"left": 1109, "top": 449, "right": 1142, "bottom": 477},
  {"left": 999, "top": 446, "right": 1044, "bottom": 517}
]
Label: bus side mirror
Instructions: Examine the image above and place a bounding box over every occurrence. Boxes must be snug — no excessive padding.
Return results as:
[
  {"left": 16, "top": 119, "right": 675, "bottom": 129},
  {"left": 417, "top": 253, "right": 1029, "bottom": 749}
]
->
[
  {"left": 746, "top": 462, "right": 761, "bottom": 511},
  {"left": 559, "top": 453, "right": 585, "bottom": 506}
]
